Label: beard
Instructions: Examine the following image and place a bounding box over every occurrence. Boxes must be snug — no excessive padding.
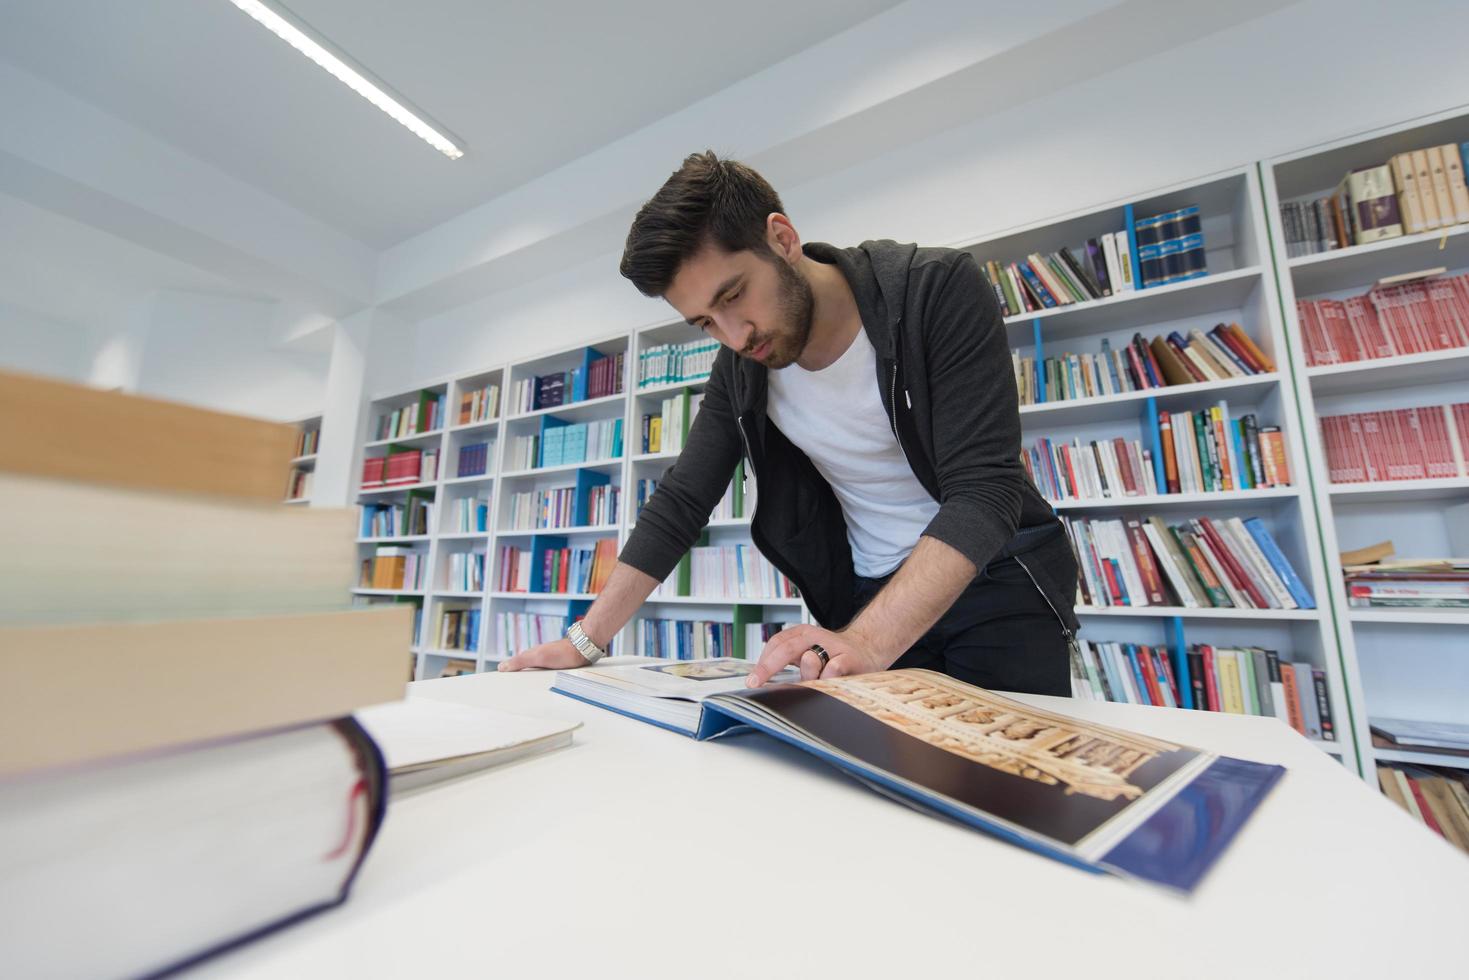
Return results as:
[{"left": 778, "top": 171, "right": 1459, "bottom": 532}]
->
[{"left": 746, "top": 255, "right": 814, "bottom": 370}]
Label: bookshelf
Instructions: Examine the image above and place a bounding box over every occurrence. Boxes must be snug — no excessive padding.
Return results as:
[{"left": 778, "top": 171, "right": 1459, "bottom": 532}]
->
[
  {"left": 963, "top": 164, "right": 1353, "bottom": 770},
  {"left": 1262, "top": 104, "right": 1469, "bottom": 780},
  {"left": 284, "top": 413, "right": 320, "bottom": 504}
]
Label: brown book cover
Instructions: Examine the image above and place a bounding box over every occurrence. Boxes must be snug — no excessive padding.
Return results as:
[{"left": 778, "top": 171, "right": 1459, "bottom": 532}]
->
[
  {"left": 1148, "top": 337, "right": 1195, "bottom": 386},
  {"left": 1124, "top": 518, "right": 1168, "bottom": 604},
  {"left": 0, "top": 606, "right": 412, "bottom": 777},
  {"left": 0, "top": 368, "right": 296, "bottom": 503},
  {"left": 1391, "top": 153, "right": 1426, "bottom": 235},
  {"left": 1411, "top": 149, "right": 1443, "bottom": 229}
]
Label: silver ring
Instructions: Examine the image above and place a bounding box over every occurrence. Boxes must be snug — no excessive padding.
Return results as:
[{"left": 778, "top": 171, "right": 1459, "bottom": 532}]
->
[{"left": 809, "top": 643, "right": 829, "bottom": 667}]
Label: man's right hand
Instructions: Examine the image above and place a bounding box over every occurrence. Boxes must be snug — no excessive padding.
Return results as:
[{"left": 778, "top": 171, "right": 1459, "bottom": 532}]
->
[{"left": 497, "top": 637, "right": 590, "bottom": 672}]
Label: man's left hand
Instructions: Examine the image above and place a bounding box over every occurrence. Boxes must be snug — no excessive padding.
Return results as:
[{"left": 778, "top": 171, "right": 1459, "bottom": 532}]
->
[{"left": 745, "top": 624, "right": 890, "bottom": 688}]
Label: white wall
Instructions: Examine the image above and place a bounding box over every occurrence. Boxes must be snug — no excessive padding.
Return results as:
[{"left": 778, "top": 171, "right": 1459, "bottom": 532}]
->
[
  {"left": 0, "top": 304, "right": 95, "bottom": 382},
  {"left": 133, "top": 292, "right": 330, "bottom": 421},
  {"left": 402, "top": 0, "right": 1469, "bottom": 386}
]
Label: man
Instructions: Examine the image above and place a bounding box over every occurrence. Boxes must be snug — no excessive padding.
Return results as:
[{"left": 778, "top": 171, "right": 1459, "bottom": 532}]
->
[{"left": 500, "top": 151, "right": 1079, "bottom": 694}]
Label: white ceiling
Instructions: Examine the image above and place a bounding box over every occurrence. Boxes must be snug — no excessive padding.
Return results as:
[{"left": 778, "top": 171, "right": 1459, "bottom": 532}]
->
[{"left": 0, "top": 0, "right": 903, "bottom": 248}]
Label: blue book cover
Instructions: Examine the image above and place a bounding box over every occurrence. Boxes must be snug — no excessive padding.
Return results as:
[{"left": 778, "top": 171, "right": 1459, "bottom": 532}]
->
[
  {"left": 1017, "top": 262, "right": 1058, "bottom": 308},
  {"left": 1242, "top": 518, "right": 1315, "bottom": 609},
  {"left": 553, "top": 662, "right": 1283, "bottom": 894}
]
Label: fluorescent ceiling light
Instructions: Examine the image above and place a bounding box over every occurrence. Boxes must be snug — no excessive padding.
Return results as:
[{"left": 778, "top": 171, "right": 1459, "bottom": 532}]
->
[{"left": 227, "top": 0, "right": 465, "bottom": 160}]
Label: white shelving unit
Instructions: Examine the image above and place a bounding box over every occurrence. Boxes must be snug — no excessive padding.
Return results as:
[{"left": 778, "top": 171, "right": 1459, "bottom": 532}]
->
[
  {"left": 962, "top": 164, "right": 1353, "bottom": 770},
  {"left": 284, "top": 413, "right": 321, "bottom": 505},
  {"left": 1261, "top": 104, "right": 1469, "bottom": 780}
]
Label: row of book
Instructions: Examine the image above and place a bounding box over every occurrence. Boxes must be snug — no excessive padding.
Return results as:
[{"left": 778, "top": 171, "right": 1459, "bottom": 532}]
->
[
  {"left": 632, "top": 619, "right": 786, "bottom": 661},
  {"left": 509, "top": 354, "right": 626, "bottom": 414},
  {"left": 437, "top": 608, "right": 481, "bottom": 652},
  {"left": 361, "top": 449, "right": 438, "bottom": 488},
  {"left": 983, "top": 204, "right": 1206, "bottom": 318},
  {"left": 1064, "top": 514, "right": 1314, "bottom": 610},
  {"left": 1296, "top": 274, "right": 1469, "bottom": 366},
  {"left": 495, "top": 612, "right": 567, "bottom": 656},
  {"left": 1024, "top": 408, "right": 1288, "bottom": 503},
  {"left": 633, "top": 464, "right": 752, "bottom": 525},
  {"left": 458, "top": 383, "right": 499, "bottom": 425},
  {"left": 286, "top": 467, "right": 312, "bottom": 501},
  {"left": 637, "top": 338, "right": 718, "bottom": 388},
  {"left": 1377, "top": 764, "right": 1469, "bottom": 856},
  {"left": 1320, "top": 402, "right": 1469, "bottom": 483},
  {"left": 293, "top": 427, "right": 319, "bottom": 457},
  {"left": 509, "top": 417, "right": 625, "bottom": 470},
  {"left": 496, "top": 539, "right": 618, "bottom": 595},
  {"left": 373, "top": 392, "right": 446, "bottom": 441},
  {"left": 1280, "top": 144, "right": 1469, "bottom": 256},
  {"left": 455, "top": 441, "right": 492, "bottom": 478},
  {"left": 1071, "top": 640, "right": 1335, "bottom": 740},
  {"left": 445, "top": 552, "right": 485, "bottom": 593},
  {"left": 652, "top": 544, "right": 800, "bottom": 601},
  {"left": 505, "top": 484, "right": 621, "bottom": 531},
  {"left": 641, "top": 391, "right": 703, "bottom": 454},
  {"left": 451, "top": 496, "right": 489, "bottom": 534},
  {"left": 1344, "top": 558, "right": 1469, "bottom": 609},
  {"left": 358, "top": 547, "right": 427, "bottom": 592},
  {"left": 360, "top": 498, "right": 432, "bottom": 538},
  {"left": 1013, "top": 323, "right": 1273, "bottom": 406}
]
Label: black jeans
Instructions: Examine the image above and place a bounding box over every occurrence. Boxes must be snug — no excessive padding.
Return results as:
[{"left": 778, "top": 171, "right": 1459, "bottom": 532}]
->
[{"left": 855, "top": 541, "right": 1074, "bottom": 697}]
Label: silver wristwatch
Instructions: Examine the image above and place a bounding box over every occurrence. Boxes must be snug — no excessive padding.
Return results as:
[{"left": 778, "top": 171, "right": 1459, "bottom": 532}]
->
[{"left": 565, "top": 621, "right": 607, "bottom": 666}]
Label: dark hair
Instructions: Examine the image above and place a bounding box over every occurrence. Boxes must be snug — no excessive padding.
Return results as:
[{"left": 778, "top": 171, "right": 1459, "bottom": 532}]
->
[{"left": 619, "top": 151, "right": 786, "bottom": 297}]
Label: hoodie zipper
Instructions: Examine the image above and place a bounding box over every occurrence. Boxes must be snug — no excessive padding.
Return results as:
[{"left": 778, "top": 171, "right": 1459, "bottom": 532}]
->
[
  {"left": 736, "top": 414, "right": 759, "bottom": 522},
  {"left": 1011, "top": 552, "right": 1082, "bottom": 662}
]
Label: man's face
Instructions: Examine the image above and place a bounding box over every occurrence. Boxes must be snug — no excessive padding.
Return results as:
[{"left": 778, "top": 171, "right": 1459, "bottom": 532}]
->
[{"left": 664, "top": 242, "right": 814, "bottom": 370}]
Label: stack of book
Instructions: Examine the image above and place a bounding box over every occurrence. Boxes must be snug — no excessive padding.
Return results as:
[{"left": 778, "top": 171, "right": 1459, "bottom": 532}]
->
[
  {"left": 586, "top": 483, "right": 620, "bottom": 526},
  {"left": 1320, "top": 402, "right": 1469, "bottom": 482},
  {"left": 360, "top": 546, "right": 427, "bottom": 591},
  {"left": 1072, "top": 639, "right": 1335, "bottom": 738},
  {"left": 508, "top": 487, "right": 577, "bottom": 530},
  {"left": 373, "top": 392, "right": 445, "bottom": 440},
  {"left": 497, "top": 539, "right": 617, "bottom": 595},
  {"left": 1297, "top": 272, "right": 1469, "bottom": 366},
  {"left": 446, "top": 552, "right": 485, "bottom": 592},
  {"left": 294, "top": 427, "right": 319, "bottom": 457},
  {"left": 634, "top": 465, "right": 751, "bottom": 524},
  {"left": 1342, "top": 557, "right": 1469, "bottom": 609},
  {"left": 437, "top": 607, "right": 482, "bottom": 652},
  {"left": 1280, "top": 144, "right": 1469, "bottom": 255},
  {"left": 495, "top": 612, "right": 567, "bottom": 655},
  {"left": 641, "top": 389, "right": 703, "bottom": 454},
  {"left": 456, "top": 441, "right": 491, "bottom": 478},
  {"left": 1063, "top": 514, "right": 1314, "bottom": 611},
  {"left": 0, "top": 369, "right": 409, "bottom": 978},
  {"left": 286, "top": 466, "right": 313, "bottom": 500},
  {"left": 360, "top": 498, "right": 433, "bottom": 538},
  {"left": 633, "top": 619, "right": 787, "bottom": 660},
  {"left": 451, "top": 496, "right": 488, "bottom": 534},
  {"left": 1377, "top": 763, "right": 1469, "bottom": 855},
  {"left": 510, "top": 353, "right": 626, "bottom": 413},
  {"left": 361, "top": 448, "right": 438, "bottom": 488},
  {"left": 458, "top": 383, "right": 499, "bottom": 424},
  {"left": 509, "top": 418, "right": 624, "bottom": 470},
  {"left": 1013, "top": 322, "right": 1273, "bottom": 406},
  {"left": 638, "top": 338, "right": 718, "bottom": 387},
  {"left": 681, "top": 544, "right": 799, "bottom": 600},
  {"left": 1024, "top": 405, "right": 1288, "bottom": 502}
]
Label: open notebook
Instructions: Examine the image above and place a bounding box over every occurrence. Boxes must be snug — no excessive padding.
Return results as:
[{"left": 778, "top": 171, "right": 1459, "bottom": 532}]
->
[{"left": 553, "top": 657, "right": 1284, "bottom": 894}]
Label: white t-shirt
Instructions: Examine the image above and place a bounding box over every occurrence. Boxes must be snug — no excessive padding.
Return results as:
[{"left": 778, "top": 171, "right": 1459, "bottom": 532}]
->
[{"left": 766, "top": 325, "right": 939, "bottom": 577}]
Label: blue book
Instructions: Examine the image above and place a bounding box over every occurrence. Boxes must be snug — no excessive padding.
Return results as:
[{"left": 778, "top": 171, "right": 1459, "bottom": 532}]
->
[
  {"left": 1017, "top": 262, "right": 1058, "bottom": 308},
  {"left": 1124, "top": 644, "right": 1151, "bottom": 702},
  {"left": 1242, "top": 518, "right": 1315, "bottom": 609},
  {"left": 552, "top": 660, "right": 1283, "bottom": 894},
  {"left": 1099, "top": 338, "right": 1123, "bottom": 392}
]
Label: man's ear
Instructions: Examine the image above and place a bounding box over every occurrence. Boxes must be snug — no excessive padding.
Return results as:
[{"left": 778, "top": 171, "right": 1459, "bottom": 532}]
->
[{"left": 766, "top": 213, "right": 801, "bottom": 263}]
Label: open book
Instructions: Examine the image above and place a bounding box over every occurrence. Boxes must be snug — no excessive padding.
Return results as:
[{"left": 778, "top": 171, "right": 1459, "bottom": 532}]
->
[{"left": 553, "top": 658, "right": 1283, "bottom": 894}]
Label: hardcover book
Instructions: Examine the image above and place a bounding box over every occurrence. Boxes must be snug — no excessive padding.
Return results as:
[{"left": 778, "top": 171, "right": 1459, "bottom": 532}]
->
[{"left": 552, "top": 658, "right": 1283, "bottom": 893}]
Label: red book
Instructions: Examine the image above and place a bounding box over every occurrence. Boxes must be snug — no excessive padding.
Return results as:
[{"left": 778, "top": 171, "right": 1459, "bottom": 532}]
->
[
  {"left": 1196, "top": 518, "right": 1272, "bottom": 609},
  {"left": 1155, "top": 646, "right": 1181, "bottom": 706},
  {"left": 1124, "top": 518, "right": 1168, "bottom": 604},
  {"left": 1136, "top": 645, "right": 1163, "bottom": 706},
  {"left": 1113, "top": 437, "right": 1139, "bottom": 494},
  {"left": 558, "top": 548, "right": 570, "bottom": 593},
  {"left": 1200, "top": 645, "right": 1222, "bottom": 712},
  {"left": 1137, "top": 334, "right": 1167, "bottom": 387},
  {"left": 1278, "top": 663, "right": 1307, "bottom": 735},
  {"left": 1405, "top": 777, "right": 1446, "bottom": 838},
  {"left": 1125, "top": 345, "right": 1152, "bottom": 389},
  {"left": 361, "top": 456, "right": 386, "bottom": 488},
  {"left": 1210, "top": 324, "right": 1263, "bottom": 373}
]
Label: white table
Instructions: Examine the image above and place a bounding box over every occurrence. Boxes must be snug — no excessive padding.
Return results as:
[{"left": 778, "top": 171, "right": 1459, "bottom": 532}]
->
[{"left": 194, "top": 670, "right": 1468, "bottom": 979}]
